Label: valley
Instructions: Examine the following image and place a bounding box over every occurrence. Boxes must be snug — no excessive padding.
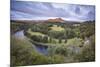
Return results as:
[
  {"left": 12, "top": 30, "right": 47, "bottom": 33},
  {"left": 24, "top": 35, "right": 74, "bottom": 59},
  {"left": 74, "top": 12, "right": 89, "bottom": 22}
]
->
[{"left": 11, "top": 19, "right": 95, "bottom": 66}]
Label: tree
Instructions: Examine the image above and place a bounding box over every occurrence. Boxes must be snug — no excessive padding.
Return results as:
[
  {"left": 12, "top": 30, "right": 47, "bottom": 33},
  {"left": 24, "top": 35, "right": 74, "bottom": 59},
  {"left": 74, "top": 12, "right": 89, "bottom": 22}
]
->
[
  {"left": 74, "top": 35, "right": 95, "bottom": 62},
  {"left": 43, "top": 36, "right": 48, "bottom": 43},
  {"left": 64, "top": 39, "right": 67, "bottom": 43},
  {"left": 59, "top": 39, "right": 62, "bottom": 43}
]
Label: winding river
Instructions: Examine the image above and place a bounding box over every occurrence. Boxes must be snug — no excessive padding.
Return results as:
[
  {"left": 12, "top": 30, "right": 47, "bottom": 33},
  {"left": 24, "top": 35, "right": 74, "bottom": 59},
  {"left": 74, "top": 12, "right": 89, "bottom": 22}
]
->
[
  {"left": 14, "top": 30, "right": 85, "bottom": 55},
  {"left": 14, "top": 30, "right": 49, "bottom": 55}
]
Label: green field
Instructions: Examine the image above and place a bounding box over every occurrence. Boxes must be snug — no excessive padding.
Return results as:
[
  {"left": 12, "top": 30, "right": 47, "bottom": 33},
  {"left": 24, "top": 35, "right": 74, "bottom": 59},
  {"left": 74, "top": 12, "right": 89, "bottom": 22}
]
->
[
  {"left": 27, "top": 28, "right": 45, "bottom": 36},
  {"left": 50, "top": 25, "right": 65, "bottom": 31}
]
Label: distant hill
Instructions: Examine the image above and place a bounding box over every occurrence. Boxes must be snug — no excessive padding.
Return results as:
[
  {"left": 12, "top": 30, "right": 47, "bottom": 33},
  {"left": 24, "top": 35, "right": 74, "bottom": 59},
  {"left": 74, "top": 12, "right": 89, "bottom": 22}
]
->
[
  {"left": 11, "top": 18, "right": 95, "bottom": 24},
  {"left": 46, "top": 18, "right": 64, "bottom": 23},
  {"left": 11, "top": 18, "right": 65, "bottom": 23}
]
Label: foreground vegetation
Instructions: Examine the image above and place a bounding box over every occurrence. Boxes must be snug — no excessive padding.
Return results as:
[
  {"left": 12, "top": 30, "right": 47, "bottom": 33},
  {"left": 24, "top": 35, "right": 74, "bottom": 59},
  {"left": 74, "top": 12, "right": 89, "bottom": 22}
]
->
[{"left": 11, "top": 20, "right": 95, "bottom": 66}]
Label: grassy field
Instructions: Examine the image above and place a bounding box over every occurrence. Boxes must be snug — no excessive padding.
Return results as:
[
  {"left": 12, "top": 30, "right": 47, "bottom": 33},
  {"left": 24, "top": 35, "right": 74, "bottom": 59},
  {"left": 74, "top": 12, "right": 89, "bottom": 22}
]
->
[
  {"left": 50, "top": 25, "right": 65, "bottom": 31},
  {"left": 27, "top": 28, "right": 68, "bottom": 45},
  {"left": 27, "top": 28, "right": 45, "bottom": 36},
  {"left": 26, "top": 27, "right": 84, "bottom": 47}
]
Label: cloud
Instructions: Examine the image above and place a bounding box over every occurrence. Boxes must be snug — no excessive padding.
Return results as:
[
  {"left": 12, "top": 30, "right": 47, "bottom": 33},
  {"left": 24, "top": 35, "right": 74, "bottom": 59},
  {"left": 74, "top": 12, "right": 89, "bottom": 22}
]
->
[{"left": 11, "top": 1, "right": 95, "bottom": 21}]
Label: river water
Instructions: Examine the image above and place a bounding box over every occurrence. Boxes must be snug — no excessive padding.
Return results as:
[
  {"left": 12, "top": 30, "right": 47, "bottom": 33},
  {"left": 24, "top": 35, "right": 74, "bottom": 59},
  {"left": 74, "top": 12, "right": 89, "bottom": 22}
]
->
[
  {"left": 14, "top": 30, "right": 25, "bottom": 39},
  {"left": 14, "top": 30, "right": 83, "bottom": 55},
  {"left": 14, "top": 30, "right": 48, "bottom": 55}
]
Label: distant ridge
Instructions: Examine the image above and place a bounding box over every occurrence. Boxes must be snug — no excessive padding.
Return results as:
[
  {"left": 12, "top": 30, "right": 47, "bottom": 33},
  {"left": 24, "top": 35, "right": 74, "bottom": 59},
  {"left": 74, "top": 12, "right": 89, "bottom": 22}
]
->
[
  {"left": 11, "top": 18, "right": 95, "bottom": 24},
  {"left": 46, "top": 18, "right": 64, "bottom": 23}
]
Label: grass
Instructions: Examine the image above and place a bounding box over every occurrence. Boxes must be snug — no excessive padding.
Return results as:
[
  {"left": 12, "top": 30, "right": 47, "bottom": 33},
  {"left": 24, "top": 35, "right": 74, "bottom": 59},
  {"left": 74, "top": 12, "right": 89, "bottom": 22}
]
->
[
  {"left": 27, "top": 27, "right": 83, "bottom": 47},
  {"left": 50, "top": 25, "right": 65, "bottom": 31},
  {"left": 27, "top": 28, "right": 45, "bottom": 36},
  {"left": 11, "top": 36, "right": 66, "bottom": 66},
  {"left": 27, "top": 28, "right": 68, "bottom": 46}
]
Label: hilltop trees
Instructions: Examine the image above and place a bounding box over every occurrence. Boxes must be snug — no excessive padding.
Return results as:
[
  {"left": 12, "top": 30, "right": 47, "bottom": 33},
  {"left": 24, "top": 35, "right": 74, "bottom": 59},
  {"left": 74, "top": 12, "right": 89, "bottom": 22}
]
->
[{"left": 79, "top": 21, "right": 95, "bottom": 39}]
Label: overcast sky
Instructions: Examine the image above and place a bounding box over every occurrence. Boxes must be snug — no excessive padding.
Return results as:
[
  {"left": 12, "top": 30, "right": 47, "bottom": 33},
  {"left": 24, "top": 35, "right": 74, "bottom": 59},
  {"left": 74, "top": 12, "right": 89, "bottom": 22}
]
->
[{"left": 11, "top": 1, "right": 95, "bottom": 21}]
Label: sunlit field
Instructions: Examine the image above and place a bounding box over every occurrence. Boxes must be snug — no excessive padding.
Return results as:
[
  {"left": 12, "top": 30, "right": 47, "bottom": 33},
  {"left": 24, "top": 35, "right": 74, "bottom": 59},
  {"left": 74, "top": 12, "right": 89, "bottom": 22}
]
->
[{"left": 50, "top": 25, "right": 65, "bottom": 31}]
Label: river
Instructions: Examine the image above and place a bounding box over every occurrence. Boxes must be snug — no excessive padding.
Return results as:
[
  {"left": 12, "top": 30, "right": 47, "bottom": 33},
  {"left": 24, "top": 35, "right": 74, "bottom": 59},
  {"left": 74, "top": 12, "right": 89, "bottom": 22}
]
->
[
  {"left": 14, "top": 30, "right": 48, "bottom": 55},
  {"left": 14, "top": 30, "right": 83, "bottom": 55}
]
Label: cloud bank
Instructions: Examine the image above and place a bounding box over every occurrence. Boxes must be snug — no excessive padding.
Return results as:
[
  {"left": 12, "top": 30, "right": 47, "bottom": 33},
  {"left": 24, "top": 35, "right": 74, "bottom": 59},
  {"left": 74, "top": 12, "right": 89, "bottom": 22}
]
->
[{"left": 11, "top": 1, "right": 95, "bottom": 21}]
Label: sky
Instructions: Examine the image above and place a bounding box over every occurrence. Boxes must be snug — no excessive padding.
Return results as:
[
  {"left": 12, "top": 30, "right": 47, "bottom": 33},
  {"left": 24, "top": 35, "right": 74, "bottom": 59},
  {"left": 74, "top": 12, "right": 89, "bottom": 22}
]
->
[{"left": 11, "top": 1, "right": 95, "bottom": 21}]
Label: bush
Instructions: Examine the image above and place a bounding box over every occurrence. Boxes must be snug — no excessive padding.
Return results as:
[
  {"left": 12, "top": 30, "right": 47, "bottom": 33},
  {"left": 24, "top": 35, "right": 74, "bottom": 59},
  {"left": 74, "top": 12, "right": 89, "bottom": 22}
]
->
[
  {"left": 74, "top": 45, "right": 95, "bottom": 62},
  {"left": 11, "top": 36, "right": 36, "bottom": 66},
  {"left": 31, "top": 35, "right": 43, "bottom": 42},
  {"left": 48, "top": 46, "right": 68, "bottom": 56},
  {"left": 67, "top": 38, "right": 83, "bottom": 47},
  {"left": 11, "top": 36, "right": 66, "bottom": 66},
  {"left": 74, "top": 35, "right": 95, "bottom": 62},
  {"left": 48, "top": 55, "right": 65, "bottom": 64},
  {"left": 11, "top": 36, "right": 50, "bottom": 66}
]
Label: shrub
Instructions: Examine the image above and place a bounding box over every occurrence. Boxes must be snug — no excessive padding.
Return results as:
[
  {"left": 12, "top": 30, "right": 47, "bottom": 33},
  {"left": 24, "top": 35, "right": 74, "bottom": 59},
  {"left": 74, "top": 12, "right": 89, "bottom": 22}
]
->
[
  {"left": 74, "top": 35, "right": 95, "bottom": 62},
  {"left": 67, "top": 38, "right": 83, "bottom": 47},
  {"left": 11, "top": 36, "right": 49, "bottom": 66},
  {"left": 48, "top": 46, "right": 68, "bottom": 56}
]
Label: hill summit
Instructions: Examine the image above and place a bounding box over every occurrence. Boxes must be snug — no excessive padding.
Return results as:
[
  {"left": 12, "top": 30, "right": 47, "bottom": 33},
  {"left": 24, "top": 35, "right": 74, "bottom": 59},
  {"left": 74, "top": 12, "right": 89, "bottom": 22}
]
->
[{"left": 47, "top": 18, "right": 64, "bottom": 22}]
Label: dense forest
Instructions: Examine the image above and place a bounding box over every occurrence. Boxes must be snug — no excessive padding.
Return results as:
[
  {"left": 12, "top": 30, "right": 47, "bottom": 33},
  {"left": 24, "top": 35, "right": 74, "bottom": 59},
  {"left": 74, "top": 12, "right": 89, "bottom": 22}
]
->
[{"left": 11, "top": 20, "right": 95, "bottom": 66}]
